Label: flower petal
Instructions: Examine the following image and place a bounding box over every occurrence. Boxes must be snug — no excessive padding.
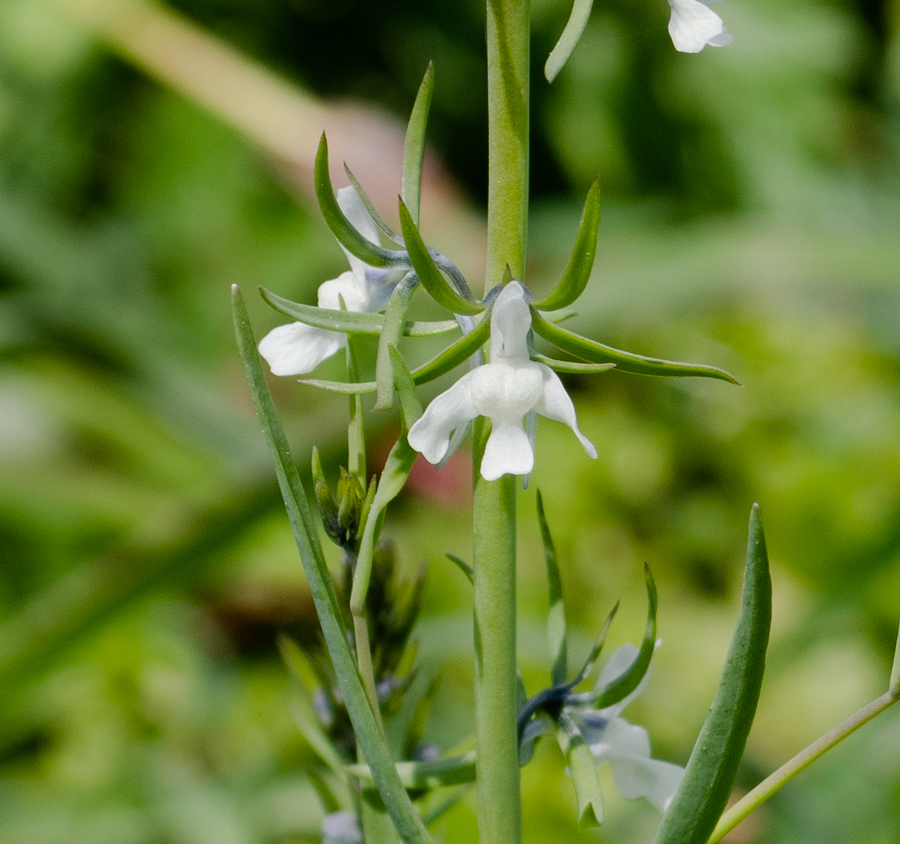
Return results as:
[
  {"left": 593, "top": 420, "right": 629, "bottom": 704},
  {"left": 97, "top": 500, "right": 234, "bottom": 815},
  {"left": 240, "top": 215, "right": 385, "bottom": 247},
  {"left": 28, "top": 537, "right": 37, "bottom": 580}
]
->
[
  {"left": 607, "top": 754, "right": 685, "bottom": 812},
  {"left": 489, "top": 281, "right": 532, "bottom": 361},
  {"left": 407, "top": 371, "right": 479, "bottom": 464},
  {"left": 532, "top": 366, "right": 598, "bottom": 458},
  {"left": 667, "top": 0, "right": 730, "bottom": 53},
  {"left": 481, "top": 421, "right": 534, "bottom": 480},
  {"left": 317, "top": 271, "right": 367, "bottom": 311},
  {"left": 258, "top": 321, "right": 346, "bottom": 376}
]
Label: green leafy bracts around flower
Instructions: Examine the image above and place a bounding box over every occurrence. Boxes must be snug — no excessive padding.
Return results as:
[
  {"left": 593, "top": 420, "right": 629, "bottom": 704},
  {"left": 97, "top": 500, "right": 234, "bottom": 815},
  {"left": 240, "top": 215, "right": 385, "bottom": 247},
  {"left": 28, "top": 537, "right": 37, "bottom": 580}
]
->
[
  {"left": 374, "top": 276, "right": 419, "bottom": 410},
  {"left": 231, "top": 285, "right": 432, "bottom": 844},
  {"left": 531, "top": 354, "right": 615, "bottom": 375},
  {"left": 402, "top": 63, "right": 435, "bottom": 226},
  {"left": 652, "top": 505, "right": 771, "bottom": 844},
  {"left": 537, "top": 492, "right": 568, "bottom": 687},
  {"left": 531, "top": 178, "right": 601, "bottom": 311},
  {"left": 530, "top": 309, "right": 740, "bottom": 383},
  {"left": 299, "top": 314, "right": 491, "bottom": 395},
  {"left": 261, "top": 287, "right": 459, "bottom": 337},
  {"left": 315, "top": 135, "right": 408, "bottom": 269},
  {"left": 555, "top": 711, "right": 604, "bottom": 829},
  {"left": 591, "top": 564, "right": 657, "bottom": 708},
  {"left": 544, "top": 0, "right": 595, "bottom": 82},
  {"left": 398, "top": 199, "right": 484, "bottom": 316}
]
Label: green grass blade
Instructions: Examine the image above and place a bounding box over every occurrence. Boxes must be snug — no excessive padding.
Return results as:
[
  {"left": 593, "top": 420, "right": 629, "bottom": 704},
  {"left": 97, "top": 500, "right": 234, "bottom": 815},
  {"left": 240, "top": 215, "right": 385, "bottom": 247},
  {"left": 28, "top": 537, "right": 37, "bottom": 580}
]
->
[
  {"left": 402, "top": 62, "right": 435, "bottom": 225},
  {"left": 652, "top": 504, "right": 771, "bottom": 844},
  {"left": 531, "top": 178, "right": 601, "bottom": 310},
  {"left": 232, "top": 285, "right": 432, "bottom": 844}
]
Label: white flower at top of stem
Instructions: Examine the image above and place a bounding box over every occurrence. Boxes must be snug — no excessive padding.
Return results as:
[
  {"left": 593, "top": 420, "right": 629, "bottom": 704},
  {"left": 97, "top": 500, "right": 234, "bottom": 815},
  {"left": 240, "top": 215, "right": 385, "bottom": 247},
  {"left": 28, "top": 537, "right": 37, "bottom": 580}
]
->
[
  {"left": 574, "top": 644, "right": 684, "bottom": 812},
  {"left": 667, "top": 0, "right": 733, "bottom": 53},
  {"left": 407, "top": 280, "right": 597, "bottom": 481},
  {"left": 259, "top": 186, "right": 407, "bottom": 376}
]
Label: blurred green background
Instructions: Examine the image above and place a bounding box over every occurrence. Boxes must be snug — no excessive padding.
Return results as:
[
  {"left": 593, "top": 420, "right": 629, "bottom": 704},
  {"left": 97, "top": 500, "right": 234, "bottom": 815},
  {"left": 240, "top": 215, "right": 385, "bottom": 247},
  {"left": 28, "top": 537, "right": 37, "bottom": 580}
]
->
[{"left": 1, "top": 0, "right": 900, "bottom": 841}]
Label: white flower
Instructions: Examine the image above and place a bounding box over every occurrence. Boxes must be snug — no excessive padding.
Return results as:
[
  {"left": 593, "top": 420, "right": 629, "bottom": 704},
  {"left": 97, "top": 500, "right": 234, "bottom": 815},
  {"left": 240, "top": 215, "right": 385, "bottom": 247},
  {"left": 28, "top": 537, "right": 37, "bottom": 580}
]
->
[
  {"left": 407, "top": 281, "right": 597, "bottom": 481},
  {"left": 259, "top": 187, "right": 406, "bottom": 376},
  {"left": 667, "top": 0, "right": 733, "bottom": 53},
  {"left": 575, "top": 644, "right": 684, "bottom": 812}
]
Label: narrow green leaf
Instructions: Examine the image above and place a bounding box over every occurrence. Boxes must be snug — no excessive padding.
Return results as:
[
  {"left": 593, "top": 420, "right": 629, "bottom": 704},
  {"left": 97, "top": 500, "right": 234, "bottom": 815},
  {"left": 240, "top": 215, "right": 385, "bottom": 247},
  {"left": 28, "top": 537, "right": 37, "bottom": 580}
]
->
[
  {"left": 402, "top": 62, "right": 435, "bottom": 225},
  {"left": 261, "top": 287, "right": 459, "bottom": 337},
  {"left": 407, "top": 314, "right": 490, "bottom": 383},
  {"left": 531, "top": 309, "right": 741, "bottom": 384},
  {"left": 315, "top": 135, "right": 408, "bottom": 269},
  {"left": 531, "top": 179, "right": 601, "bottom": 310},
  {"left": 398, "top": 199, "right": 484, "bottom": 316},
  {"left": 300, "top": 315, "right": 490, "bottom": 396},
  {"left": 374, "top": 278, "right": 418, "bottom": 410},
  {"left": 652, "top": 504, "right": 771, "bottom": 844},
  {"left": 231, "top": 285, "right": 432, "bottom": 844},
  {"left": 261, "top": 288, "right": 384, "bottom": 333},
  {"left": 348, "top": 751, "right": 478, "bottom": 790},
  {"left": 544, "top": 0, "right": 595, "bottom": 83},
  {"left": 390, "top": 345, "right": 424, "bottom": 433},
  {"left": 532, "top": 354, "right": 614, "bottom": 375},
  {"left": 567, "top": 602, "right": 618, "bottom": 689},
  {"left": 350, "top": 364, "right": 420, "bottom": 616},
  {"left": 556, "top": 712, "right": 604, "bottom": 829},
  {"left": 344, "top": 164, "right": 403, "bottom": 243},
  {"left": 592, "top": 564, "right": 657, "bottom": 708},
  {"left": 446, "top": 553, "right": 474, "bottom": 584},
  {"left": 537, "top": 491, "right": 567, "bottom": 687},
  {"left": 346, "top": 334, "right": 367, "bottom": 479}
]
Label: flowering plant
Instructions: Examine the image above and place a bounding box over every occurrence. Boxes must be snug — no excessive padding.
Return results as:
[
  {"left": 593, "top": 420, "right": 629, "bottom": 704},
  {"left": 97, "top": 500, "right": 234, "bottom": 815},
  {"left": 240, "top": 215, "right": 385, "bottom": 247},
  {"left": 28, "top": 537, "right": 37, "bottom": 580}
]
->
[{"left": 229, "top": 2, "right": 900, "bottom": 843}]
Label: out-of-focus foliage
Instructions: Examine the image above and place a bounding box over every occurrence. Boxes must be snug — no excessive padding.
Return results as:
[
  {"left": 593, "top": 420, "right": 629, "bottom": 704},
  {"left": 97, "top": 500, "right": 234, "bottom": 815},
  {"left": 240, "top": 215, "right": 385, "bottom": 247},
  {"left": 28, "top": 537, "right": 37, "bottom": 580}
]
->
[{"left": 1, "top": 0, "right": 899, "bottom": 842}]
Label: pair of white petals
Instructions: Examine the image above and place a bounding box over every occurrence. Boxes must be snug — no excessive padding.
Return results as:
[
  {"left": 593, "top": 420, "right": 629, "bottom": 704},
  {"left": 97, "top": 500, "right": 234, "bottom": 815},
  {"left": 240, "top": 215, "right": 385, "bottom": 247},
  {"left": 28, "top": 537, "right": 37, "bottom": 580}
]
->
[
  {"left": 407, "top": 281, "right": 596, "bottom": 481},
  {"left": 667, "top": 0, "right": 732, "bottom": 53},
  {"left": 578, "top": 643, "right": 684, "bottom": 812},
  {"left": 259, "top": 187, "right": 405, "bottom": 376}
]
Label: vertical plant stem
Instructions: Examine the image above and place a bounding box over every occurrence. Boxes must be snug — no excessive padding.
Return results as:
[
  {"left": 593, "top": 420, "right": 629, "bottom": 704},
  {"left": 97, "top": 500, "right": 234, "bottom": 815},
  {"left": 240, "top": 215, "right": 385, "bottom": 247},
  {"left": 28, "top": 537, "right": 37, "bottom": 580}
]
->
[
  {"left": 485, "top": 0, "right": 530, "bottom": 290},
  {"left": 475, "top": 1, "right": 529, "bottom": 842},
  {"left": 473, "top": 420, "right": 521, "bottom": 844}
]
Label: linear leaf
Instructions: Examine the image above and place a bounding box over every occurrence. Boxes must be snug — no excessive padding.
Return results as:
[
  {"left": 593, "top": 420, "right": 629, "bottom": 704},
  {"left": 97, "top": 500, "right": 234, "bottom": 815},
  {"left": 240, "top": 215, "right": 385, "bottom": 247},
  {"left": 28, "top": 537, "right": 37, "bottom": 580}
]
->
[
  {"left": 344, "top": 164, "right": 403, "bottom": 243},
  {"left": 652, "top": 504, "right": 771, "bottom": 844},
  {"left": 348, "top": 751, "right": 478, "bottom": 790},
  {"left": 231, "top": 285, "right": 432, "bottom": 844},
  {"left": 591, "top": 564, "right": 657, "bottom": 708},
  {"left": 531, "top": 309, "right": 740, "bottom": 383},
  {"left": 544, "top": 0, "right": 595, "bottom": 83},
  {"left": 398, "top": 199, "right": 484, "bottom": 316},
  {"left": 402, "top": 62, "right": 435, "bottom": 225},
  {"left": 374, "top": 277, "right": 418, "bottom": 409},
  {"left": 532, "top": 178, "right": 601, "bottom": 310},
  {"left": 532, "top": 354, "right": 614, "bottom": 375},
  {"left": 537, "top": 491, "right": 567, "bottom": 686},
  {"left": 315, "top": 135, "right": 408, "bottom": 269}
]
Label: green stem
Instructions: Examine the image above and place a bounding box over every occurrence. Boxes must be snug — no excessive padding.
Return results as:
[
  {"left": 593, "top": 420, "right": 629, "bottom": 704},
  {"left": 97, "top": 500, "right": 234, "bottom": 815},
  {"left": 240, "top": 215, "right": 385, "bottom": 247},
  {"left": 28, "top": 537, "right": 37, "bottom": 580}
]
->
[
  {"left": 485, "top": 0, "right": 530, "bottom": 290},
  {"left": 473, "top": 423, "right": 521, "bottom": 844},
  {"left": 473, "top": 0, "right": 529, "bottom": 840},
  {"left": 708, "top": 689, "right": 900, "bottom": 844}
]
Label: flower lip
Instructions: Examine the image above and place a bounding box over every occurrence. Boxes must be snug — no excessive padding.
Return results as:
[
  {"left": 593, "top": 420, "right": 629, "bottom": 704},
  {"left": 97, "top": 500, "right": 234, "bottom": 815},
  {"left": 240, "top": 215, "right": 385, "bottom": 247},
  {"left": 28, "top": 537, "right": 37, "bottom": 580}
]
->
[
  {"left": 667, "top": 0, "right": 733, "bottom": 53},
  {"left": 407, "top": 280, "right": 596, "bottom": 480}
]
